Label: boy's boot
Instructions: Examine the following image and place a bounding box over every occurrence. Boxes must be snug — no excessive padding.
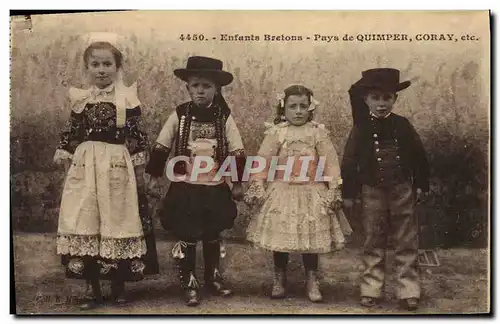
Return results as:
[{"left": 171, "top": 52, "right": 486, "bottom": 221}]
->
[{"left": 203, "top": 239, "right": 232, "bottom": 297}]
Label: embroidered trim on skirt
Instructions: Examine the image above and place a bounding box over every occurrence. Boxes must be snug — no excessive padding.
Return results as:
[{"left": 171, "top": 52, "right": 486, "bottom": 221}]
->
[
  {"left": 58, "top": 193, "right": 159, "bottom": 280},
  {"left": 246, "top": 182, "right": 352, "bottom": 253},
  {"left": 158, "top": 181, "right": 237, "bottom": 240}
]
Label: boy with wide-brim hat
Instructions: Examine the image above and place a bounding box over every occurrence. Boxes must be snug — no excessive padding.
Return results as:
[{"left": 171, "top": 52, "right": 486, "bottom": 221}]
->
[
  {"left": 341, "top": 68, "right": 430, "bottom": 311},
  {"left": 146, "top": 56, "right": 246, "bottom": 306},
  {"left": 172, "top": 56, "right": 234, "bottom": 86}
]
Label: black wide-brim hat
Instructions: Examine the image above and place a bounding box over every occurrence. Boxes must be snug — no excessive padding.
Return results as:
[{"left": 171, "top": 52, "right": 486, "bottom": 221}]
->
[
  {"left": 356, "top": 68, "right": 411, "bottom": 93},
  {"left": 174, "top": 56, "right": 233, "bottom": 86}
]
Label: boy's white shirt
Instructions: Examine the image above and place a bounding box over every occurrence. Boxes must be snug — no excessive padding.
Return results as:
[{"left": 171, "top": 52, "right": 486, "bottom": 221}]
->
[{"left": 369, "top": 111, "right": 392, "bottom": 119}]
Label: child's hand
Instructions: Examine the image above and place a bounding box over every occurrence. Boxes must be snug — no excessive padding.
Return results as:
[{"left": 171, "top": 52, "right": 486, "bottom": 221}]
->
[
  {"left": 322, "top": 187, "right": 343, "bottom": 212},
  {"left": 147, "top": 177, "right": 162, "bottom": 199},
  {"left": 416, "top": 188, "right": 425, "bottom": 203},
  {"left": 231, "top": 183, "right": 244, "bottom": 201},
  {"left": 243, "top": 180, "right": 266, "bottom": 207},
  {"left": 343, "top": 199, "right": 355, "bottom": 210}
]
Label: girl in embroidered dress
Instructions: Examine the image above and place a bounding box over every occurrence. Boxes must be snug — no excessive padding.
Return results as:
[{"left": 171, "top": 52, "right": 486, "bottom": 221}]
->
[
  {"left": 53, "top": 33, "right": 158, "bottom": 310},
  {"left": 146, "top": 56, "right": 246, "bottom": 307},
  {"left": 244, "top": 84, "right": 352, "bottom": 302}
]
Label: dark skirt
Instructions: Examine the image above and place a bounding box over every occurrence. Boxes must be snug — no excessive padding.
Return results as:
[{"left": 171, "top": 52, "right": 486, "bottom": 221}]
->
[
  {"left": 158, "top": 181, "right": 237, "bottom": 240},
  {"left": 61, "top": 193, "right": 159, "bottom": 281}
]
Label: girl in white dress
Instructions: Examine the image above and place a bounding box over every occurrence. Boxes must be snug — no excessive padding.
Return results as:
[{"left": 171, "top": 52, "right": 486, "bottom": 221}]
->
[{"left": 245, "top": 84, "right": 352, "bottom": 302}]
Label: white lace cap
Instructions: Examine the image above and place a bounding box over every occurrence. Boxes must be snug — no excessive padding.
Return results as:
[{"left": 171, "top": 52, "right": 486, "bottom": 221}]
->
[
  {"left": 80, "top": 32, "right": 129, "bottom": 55},
  {"left": 70, "top": 32, "right": 137, "bottom": 128}
]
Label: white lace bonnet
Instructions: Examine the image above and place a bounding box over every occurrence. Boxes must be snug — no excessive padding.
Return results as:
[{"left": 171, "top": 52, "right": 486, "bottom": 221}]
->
[{"left": 69, "top": 32, "right": 139, "bottom": 128}]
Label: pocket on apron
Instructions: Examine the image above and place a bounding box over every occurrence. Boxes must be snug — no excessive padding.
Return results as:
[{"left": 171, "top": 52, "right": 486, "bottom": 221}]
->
[
  {"left": 67, "top": 163, "right": 86, "bottom": 186},
  {"left": 109, "top": 158, "right": 130, "bottom": 190}
]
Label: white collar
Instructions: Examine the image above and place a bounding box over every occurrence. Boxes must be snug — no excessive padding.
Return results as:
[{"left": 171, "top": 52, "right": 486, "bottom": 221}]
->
[
  {"left": 370, "top": 111, "right": 392, "bottom": 119},
  {"left": 91, "top": 83, "right": 115, "bottom": 94}
]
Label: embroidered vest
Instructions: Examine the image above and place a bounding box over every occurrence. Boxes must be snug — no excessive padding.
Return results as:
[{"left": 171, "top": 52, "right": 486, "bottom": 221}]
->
[{"left": 173, "top": 102, "right": 230, "bottom": 175}]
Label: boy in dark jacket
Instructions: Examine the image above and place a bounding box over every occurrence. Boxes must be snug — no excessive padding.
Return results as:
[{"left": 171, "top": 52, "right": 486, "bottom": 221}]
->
[{"left": 341, "top": 68, "right": 429, "bottom": 311}]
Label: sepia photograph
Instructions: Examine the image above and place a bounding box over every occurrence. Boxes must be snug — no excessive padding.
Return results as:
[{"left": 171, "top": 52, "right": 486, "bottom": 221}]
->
[{"left": 10, "top": 10, "right": 490, "bottom": 315}]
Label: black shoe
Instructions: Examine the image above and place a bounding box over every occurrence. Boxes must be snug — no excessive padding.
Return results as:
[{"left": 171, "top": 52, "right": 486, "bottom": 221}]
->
[
  {"left": 205, "top": 268, "right": 232, "bottom": 297},
  {"left": 185, "top": 288, "right": 200, "bottom": 306},
  {"left": 203, "top": 240, "right": 232, "bottom": 297},
  {"left": 111, "top": 280, "right": 127, "bottom": 305},
  {"left": 79, "top": 279, "right": 103, "bottom": 310},
  {"left": 401, "top": 298, "right": 419, "bottom": 311},
  {"left": 206, "top": 280, "right": 232, "bottom": 297},
  {"left": 360, "top": 296, "right": 377, "bottom": 308},
  {"left": 78, "top": 298, "right": 103, "bottom": 310},
  {"left": 181, "top": 271, "right": 201, "bottom": 306},
  {"left": 112, "top": 294, "right": 128, "bottom": 306}
]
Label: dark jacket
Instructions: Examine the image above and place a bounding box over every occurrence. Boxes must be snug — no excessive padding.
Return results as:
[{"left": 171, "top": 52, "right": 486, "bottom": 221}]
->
[{"left": 341, "top": 113, "right": 430, "bottom": 199}]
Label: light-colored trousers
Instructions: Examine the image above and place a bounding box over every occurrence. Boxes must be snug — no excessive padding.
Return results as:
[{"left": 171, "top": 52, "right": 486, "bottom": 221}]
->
[{"left": 360, "top": 181, "right": 420, "bottom": 300}]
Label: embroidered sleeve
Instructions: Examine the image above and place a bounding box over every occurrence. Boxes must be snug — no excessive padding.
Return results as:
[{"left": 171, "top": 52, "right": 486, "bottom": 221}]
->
[
  {"left": 145, "top": 112, "right": 178, "bottom": 177},
  {"left": 54, "top": 111, "right": 84, "bottom": 164},
  {"left": 125, "top": 107, "right": 148, "bottom": 166},
  {"left": 315, "top": 126, "right": 342, "bottom": 189},
  {"left": 225, "top": 115, "right": 246, "bottom": 182}
]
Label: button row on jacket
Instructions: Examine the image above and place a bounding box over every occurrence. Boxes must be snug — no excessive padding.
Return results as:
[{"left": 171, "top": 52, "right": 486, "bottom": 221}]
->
[{"left": 377, "top": 156, "right": 401, "bottom": 161}]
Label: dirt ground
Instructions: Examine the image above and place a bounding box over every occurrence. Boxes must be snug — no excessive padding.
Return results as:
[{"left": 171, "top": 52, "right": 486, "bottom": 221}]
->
[{"left": 13, "top": 233, "right": 489, "bottom": 315}]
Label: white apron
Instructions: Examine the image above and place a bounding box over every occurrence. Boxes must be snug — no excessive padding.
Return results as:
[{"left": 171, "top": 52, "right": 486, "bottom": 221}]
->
[{"left": 56, "top": 141, "right": 146, "bottom": 260}]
